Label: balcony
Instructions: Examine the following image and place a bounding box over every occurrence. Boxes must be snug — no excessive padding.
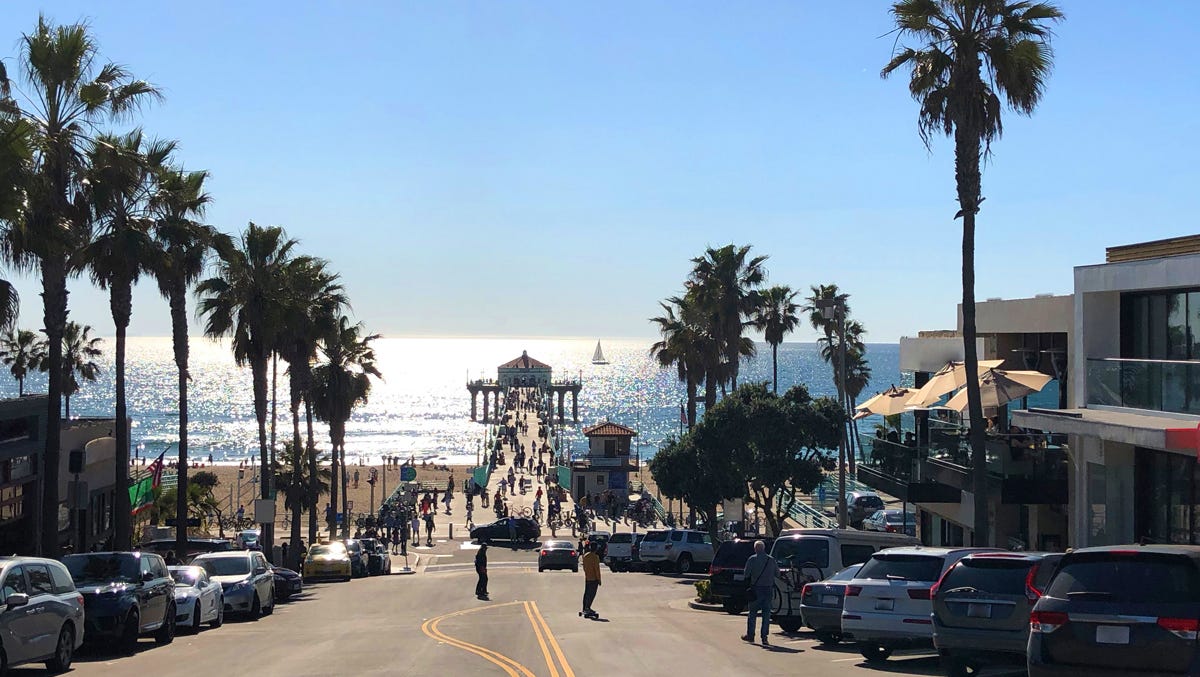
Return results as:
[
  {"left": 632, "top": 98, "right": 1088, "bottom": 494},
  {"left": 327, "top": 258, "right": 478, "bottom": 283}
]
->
[{"left": 1087, "top": 358, "right": 1200, "bottom": 416}]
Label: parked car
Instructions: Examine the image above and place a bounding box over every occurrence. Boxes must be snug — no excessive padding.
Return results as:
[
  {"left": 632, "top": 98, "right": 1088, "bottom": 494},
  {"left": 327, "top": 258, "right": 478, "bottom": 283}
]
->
[
  {"left": 933, "top": 551, "right": 1062, "bottom": 675},
  {"left": 845, "top": 491, "right": 885, "bottom": 527},
  {"left": 470, "top": 517, "right": 541, "bottom": 543},
  {"left": 708, "top": 538, "right": 777, "bottom": 614},
  {"left": 629, "top": 533, "right": 648, "bottom": 571},
  {"left": 800, "top": 564, "right": 863, "bottom": 644},
  {"left": 142, "top": 538, "right": 233, "bottom": 562},
  {"left": 841, "top": 546, "right": 996, "bottom": 662},
  {"left": 771, "top": 529, "right": 918, "bottom": 633},
  {"left": 1028, "top": 544, "right": 1200, "bottom": 677},
  {"left": 192, "top": 550, "right": 275, "bottom": 619},
  {"left": 236, "top": 529, "right": 261, "bottom": 551},
  {"left": 168, "top": 565, "right": 224, "bottom": 632},
  {"left": 538, "top": 540, "right": 579, "bottom": 572},
  {"left": 862, "top": 509, "right": 917, "bottom": 537},
  {"left": 360, "top": 539, "right": 391, "bottom": 576},
  {"left": 302, "top": 542, "right": 352, "bottom": 582},
  {"left": 342, "top": 539, "right": 369, "bottom": 578},
  {"left": 637, "top": 529, "right": 715, "bottom": 575},
  {"left": 272, "top": 567, "right": 303, "bottom": 600},
  {"left": 0, "top": 555, "right": 85, "bottom": 672},
  {"left": 62, "top": 551, "right": 176, "bottom": 651},
  {"left": 585, "top": 531, "right": 611, "bottom": 559},
  {"left": 605, "top": 533, "right": 639, "bottom": 572}
]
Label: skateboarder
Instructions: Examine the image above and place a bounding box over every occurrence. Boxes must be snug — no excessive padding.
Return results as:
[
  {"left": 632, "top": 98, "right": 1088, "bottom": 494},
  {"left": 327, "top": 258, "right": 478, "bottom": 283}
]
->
[
  {"left": 475, "top": 543, "right": 489, "bottom": 599},
  {"left": 580, "top": 542, "right": 601, "bottom": 618}
]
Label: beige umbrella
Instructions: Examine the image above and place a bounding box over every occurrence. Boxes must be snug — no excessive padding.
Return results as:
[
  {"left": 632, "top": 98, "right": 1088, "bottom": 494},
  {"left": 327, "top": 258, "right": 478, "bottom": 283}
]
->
[
  {"left": 943, "top": 369, "right": 1053, "bottom": 412},
  {"left": 905, "top": 359, "right": 1006, "bottom": 408},
  {"left": 856, "top": 385, "right": 921, "bottom": 417}
]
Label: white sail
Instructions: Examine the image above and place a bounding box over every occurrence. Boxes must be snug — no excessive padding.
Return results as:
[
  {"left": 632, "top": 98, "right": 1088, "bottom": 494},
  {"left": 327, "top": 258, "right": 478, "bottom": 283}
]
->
[{"left": 592, "top": 341, "right": 609, "bottom": 365}]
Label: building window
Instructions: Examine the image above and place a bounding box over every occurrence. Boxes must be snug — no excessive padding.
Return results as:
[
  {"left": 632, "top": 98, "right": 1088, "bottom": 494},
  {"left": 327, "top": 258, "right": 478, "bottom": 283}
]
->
[
  {"left": 1135, "top": 447, "right": 1200, "bottom": 545},
  {"left": 1123, "top": 289, "right": 1200, "bottom": 360},
  {"left": 603, "top": 439, "right": 616, "bottom": 457}
]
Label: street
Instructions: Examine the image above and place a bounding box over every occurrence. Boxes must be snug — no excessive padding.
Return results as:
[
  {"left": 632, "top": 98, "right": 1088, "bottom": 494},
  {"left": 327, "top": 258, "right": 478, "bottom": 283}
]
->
[{"left": 38, "top": 550, "right": 972, "bottom": 677}]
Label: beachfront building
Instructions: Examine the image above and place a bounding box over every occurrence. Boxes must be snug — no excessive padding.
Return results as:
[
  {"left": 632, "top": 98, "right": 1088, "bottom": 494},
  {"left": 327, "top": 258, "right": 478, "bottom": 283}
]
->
[
  {"left": 60, "top": 419, "right": 122, "bottom": 552},
  {"left": 497, "top": 351, "right": 552, "bottom": 387},
  {"left": 569, "top": 421, "right": 637, "bottom": 500},
  {"left": 467, "top": 350, "right": 582, "bottom": 422},
  {"left": 866, "top": 294, "right": 1072, "bottom": 550},
  {"left": 1015, "top": 235, "right": 1200, "bottom": 548}
]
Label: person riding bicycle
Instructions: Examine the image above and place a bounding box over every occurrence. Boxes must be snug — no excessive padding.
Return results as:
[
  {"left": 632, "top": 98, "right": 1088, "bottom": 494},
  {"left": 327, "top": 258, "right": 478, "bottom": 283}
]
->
[{"left": 533, "top": 497, "right": 542, "bottom": 521}]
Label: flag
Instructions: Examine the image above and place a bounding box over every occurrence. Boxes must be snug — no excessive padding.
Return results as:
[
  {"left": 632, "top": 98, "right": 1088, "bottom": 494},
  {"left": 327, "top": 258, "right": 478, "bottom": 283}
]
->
[
  {"left": 680, "top": 403, "right": 687, "bottom": 424},
  {"left": 130, "top": 450, "right": 167, "bottom": 515}
]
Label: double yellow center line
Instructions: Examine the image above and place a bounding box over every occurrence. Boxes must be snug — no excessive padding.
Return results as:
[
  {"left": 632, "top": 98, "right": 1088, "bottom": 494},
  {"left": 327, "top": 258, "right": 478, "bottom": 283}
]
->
[{"left": 420, "top": 600, "right": 575, "bottom": 677}]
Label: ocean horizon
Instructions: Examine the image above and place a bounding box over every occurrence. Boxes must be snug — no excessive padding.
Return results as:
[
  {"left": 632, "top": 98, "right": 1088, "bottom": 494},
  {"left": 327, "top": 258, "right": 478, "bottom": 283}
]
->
[{"left": 0, "top": 337, "right": 904, "bottom": 466}]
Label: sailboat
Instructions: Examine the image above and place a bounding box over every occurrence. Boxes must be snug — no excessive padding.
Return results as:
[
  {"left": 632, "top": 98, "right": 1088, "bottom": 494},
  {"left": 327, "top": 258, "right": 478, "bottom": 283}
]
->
[{"left": 591, "top": 340, "right": 609, "bottom": 365}]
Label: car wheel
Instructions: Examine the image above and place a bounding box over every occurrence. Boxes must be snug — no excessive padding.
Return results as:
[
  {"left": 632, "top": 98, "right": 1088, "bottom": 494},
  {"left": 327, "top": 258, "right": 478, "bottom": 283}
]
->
[
  {"left": 777, "top": 618, "right": 803, "bottom": 633},
  {"left": 120, "top": 611, "right": 140, "bottom": 653},
  {"left": 155, "top": 603, "right": 176, "bottom": 645},
  {"left": 815, "top": 630, "right": 841, "bottom": 645},
  {"left": 572, "top": 565, "right": 579, "bottom": 573},
  {"left": 263, "top": 591, "right": 275, "bottom": 616},
  {"left": 721, "top": 600, "right": 746, "bottom": 615},
  {"left": 210, "top": 600, "right": 224, "bottom": 628},
  {"left": 190, "top": 607, "right": 202, "bottom": 634},
  {"left": 860, "top": 645, "right": 892, "bottom": 662},
  {"left": 677, "top": 554, "right": 693, "bottom": 575},
  {"left": 250, "top": 594, "right": 262, "bottom": 620},
  {"left": 943, "top": 656, "right": 982, "bottom": 677},
  {"left": 45, "top": 623, "right": 74, "bottom": 673},
  {"left": 538, "top": 566, "right": 544, "bottom": 572}
]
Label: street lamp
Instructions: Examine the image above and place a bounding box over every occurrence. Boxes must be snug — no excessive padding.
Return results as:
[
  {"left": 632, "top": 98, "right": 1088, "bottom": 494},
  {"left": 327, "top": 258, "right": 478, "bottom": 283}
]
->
[{"left": 816, "top": 296, "right": 850, "bottom": 529}]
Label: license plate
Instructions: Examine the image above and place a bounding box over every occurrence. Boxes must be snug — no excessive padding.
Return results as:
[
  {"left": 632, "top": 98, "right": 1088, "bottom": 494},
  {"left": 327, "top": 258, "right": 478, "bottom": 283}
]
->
[
  {"left": 966, "top": 603, "right": 991, "bottom": 618},
  {"left": 1096, "top": 625, "right": 1130, "bottom": 644},
  {"left": 875, "top": 599, "right": 894, "bottom": 611},
  {"left": 733, "top": 573, "right": 745, "bottom": 581},
  {"left": 821, "top": 594, "right": 840, "bottom": 605}
]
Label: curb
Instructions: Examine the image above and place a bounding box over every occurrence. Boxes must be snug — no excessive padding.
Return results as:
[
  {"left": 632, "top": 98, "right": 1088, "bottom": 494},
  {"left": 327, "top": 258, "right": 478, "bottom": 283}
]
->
[
  {"left": 688, "top": 598, "right": 725, "bottom": 612},
  {"left": 393, "top": 554, "right": 419, "bottom": 575}
]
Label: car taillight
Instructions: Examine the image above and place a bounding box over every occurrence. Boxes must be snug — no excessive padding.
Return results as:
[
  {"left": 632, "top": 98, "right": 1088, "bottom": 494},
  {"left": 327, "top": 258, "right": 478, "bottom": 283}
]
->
[
  {"left": 1024, "top": 563, "right": 1043, "bottom": 602},
  {"left": 1030, "top": 610, "right": 1067, "bottom": 633},
  {"left": 540, "top": 550, "right": 548, "bottom": 556},
  {"left": 1157, "top": 617, "right": 1200, "bottom": 640},
  {"left": 709, "top": 565, "right": 721, "bottom": 575},
  {"left": 801, "top": 584, "right": 810, "bottom": 598},
  {"left": 845, "top": 585, "right": 862, "bottom": 597},
  {"left": 570, "top": 551, "right": 576, "bottom": 557},
  {"left": 907, "top": 588, "right": 931, "bottom": 600},
  {"left": 885, "top": 525, "right": 898, "bottom": 533},
  {"left": 930, "top": 562, "right": 958, "bottom": 600}
]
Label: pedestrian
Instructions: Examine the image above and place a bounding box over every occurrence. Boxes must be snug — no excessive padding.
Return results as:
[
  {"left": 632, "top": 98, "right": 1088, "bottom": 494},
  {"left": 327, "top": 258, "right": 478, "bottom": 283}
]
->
[
  {"left": 281, "top": 541, "right": 289, "bottom": 564},
  {"left": 354, "top": 469, "right": 360, "bottom": 488},
  {"left": 475, "top": 542, "right": 489, "bottom": 600},
  {"left": 507, "top": 516, "right": 517, "bottom": 546},
  {"left": 741, "top": 540, "right": 779, "bottom": 646},
  {"left": 399, "top": 518, "right": 410, "bottom": 556},
  {"left": 424, "top": 512, "right": 435, "bottom": 546},
  {"left": 411, "top": 514, "right": 421, "bottom": 548},
  {"left": 580, "top": 542, "right": 601, "bottom": 619}
]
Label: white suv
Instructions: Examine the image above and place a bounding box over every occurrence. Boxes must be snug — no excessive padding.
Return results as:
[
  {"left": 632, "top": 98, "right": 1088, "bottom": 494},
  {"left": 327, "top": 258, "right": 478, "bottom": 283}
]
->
[
  {"left": 841, "top": 547, "right": 996, "bottom": 662},
  {"left": 636, "top": 529, "right": 715, "bottom": 574}
]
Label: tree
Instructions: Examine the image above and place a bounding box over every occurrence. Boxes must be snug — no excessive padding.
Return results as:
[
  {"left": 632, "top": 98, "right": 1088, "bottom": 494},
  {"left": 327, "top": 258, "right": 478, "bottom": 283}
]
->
[
  {"left": 0, "top": 329, "right": 46, "bottom": 395},
  {"left": 650, "top": 296, "right": 711, "bottom": 429},
  {"left": 150, "top": 165, "right": 215, "bottom": 561},
  {"left": 751, "top": 285, "right": 800, "bottom": 394},
  {"left": 85, "top": 129, "right": 175, "bottom": 550},
  {"left": 687, "top": 244, "right": 767, "bottom": 394},
  {"left": 882, "top": 0, "right": 1063, "bottom": 545},
  {"left": 10, "top": 16, "right": 159, "bottom": 554},
  {"left": 197, "top": 223, "right": 301, "bottom": 555},
  {"left": 49, "top": 322, "right": 102, "bottom": 420},
  {"left": 649, "top": 434, "right": 743, "bottom": 548},
  {"left": 274, "top": 441, "right": 331, "bottom": 570},
  {"left": 0, "top": 69, "right": 29, "bottom": 335}
]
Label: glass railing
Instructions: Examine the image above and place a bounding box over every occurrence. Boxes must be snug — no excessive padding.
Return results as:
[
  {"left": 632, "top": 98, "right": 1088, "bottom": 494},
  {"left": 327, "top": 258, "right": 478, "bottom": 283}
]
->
[
  {"left": 1087, "top": 358, "right": 1200, "bottom": 415},
  {"left": 857, "top": 434, "right": 920, "bottom": 482},
  {"left": 862, "top": 423, "right": 1068, "bottom": 481}
]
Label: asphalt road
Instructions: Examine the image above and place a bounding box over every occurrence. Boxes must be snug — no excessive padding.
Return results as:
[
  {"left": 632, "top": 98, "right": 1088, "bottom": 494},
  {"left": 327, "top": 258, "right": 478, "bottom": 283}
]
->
[{"left": 34, "top": 554, "right": 1021, "bottom": 677}]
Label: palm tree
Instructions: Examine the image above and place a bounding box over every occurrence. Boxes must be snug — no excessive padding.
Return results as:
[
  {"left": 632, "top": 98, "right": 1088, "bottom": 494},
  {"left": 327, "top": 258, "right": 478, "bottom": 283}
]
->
[
  {"left": 51, "top": 321, "right": 103, "bottom": 420},
  {"left": 650, "top": 297, "right": 706, "bottom": 428},
  {"left": 274, "top": 441, "right": 331, "bottom": 570},
  {"left": 85, "top": 129, "right": 175, "bottom": 550},
  {"left": 687, "top": 244, "right": 767, "bottom": 393},
  {"left": 311, "top": 316, "right": 380, "bottom": 537},
  {"left": 149, "top": 166, "right": 215, "bottom": 558},
  {"left": 0, "top": 69, "right": 29, "bottom": 335},
  {"left": 10, "top": 15, "right": 159, "bottom": 554},
  {"left": 752, "top": 285, "right": 800, "bottom": 394},
  {"left": 0, "top": 329, "right": 46, "bottom": 396},
  {"left": 197, "top": 223, "right": 301, "bottom": 556},
  {"left": 882, "top": 0, "right": 1063, "bottom": 545}
]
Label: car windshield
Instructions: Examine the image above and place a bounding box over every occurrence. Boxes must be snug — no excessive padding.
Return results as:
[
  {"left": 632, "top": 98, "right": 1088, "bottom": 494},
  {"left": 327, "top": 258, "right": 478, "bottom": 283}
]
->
[
  {"left": 311, "top": 544, "right": 346, "bottom": 557},
  {"left": 609, "top": 534, "right": 632, "bottom": 544},
  {"left": 170, "top": 569, "right": 200, "bottom": 587},
  {"left": 942, "top": 558, "right": 1032, "bottom": 594},
  {"left": 858, "top": 495, "right": 884, "bottom": 508},
  {"left": 240, "top": 533, "right": 258, "bottom": 542},
  {"left": 1046, "top": 553, "right": 1200, "bottom": 604},
  {"left": 545, "top": 541, "right": 573, "bottom": 549},
  {"left": 772, "top": 538, "right": 830, "bottom": 569},
  {"left": 857, "top": 554, "right": 944, "bottom": 582},
  {"left": 713, "top": 542, "right": 757, "bottom": 567},
  {"left": 344, "top": 542, "right": 362, "bottom": 554},
  {"left": 200, "top": 557, "right": 251, "bottom": 576},
  {"left": 63, "top": 554, "right": 139, "bottom": 585},
  {"left": 886, "top": 512, "right": 913, "bottom": 524},
  {"left": 829, "top": 564, "right": 863, "bottom": 582},
  {"left": 642, "top": 531, "right": 668, "bottom": 542}
]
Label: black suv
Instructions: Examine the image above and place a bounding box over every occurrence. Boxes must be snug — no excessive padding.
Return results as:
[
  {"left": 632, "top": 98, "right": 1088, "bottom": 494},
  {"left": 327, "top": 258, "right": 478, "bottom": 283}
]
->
[
  {"left": 61, "top": 552, "right": 177, "bottom": 652},
  {"left": 342, "top": 539, "right": 369, "bottom": 578},
  {"left": 708, "top": 538, "right": 775, "bottom": 615},
  {"left": 1028, "top": 544, "right": 1200, "bottom": 676},
  {"left": 933, "top": 551, "right": 1062, "bottom": 676}
]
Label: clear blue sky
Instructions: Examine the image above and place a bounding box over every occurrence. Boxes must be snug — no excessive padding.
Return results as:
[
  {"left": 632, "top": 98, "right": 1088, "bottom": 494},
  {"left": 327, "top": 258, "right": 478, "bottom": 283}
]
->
[{"left": 1, "top": 1, "right": 1196, "bottom": 341}]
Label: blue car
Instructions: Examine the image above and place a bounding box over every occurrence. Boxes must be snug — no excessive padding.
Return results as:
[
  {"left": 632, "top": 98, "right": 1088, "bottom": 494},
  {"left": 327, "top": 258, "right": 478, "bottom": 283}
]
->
[{"left": 61, "top": 552, "right": 176, "bottom": 652}]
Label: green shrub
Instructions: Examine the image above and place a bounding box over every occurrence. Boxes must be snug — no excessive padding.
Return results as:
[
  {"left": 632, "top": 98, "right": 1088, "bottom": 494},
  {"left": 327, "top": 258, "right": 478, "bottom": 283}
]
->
[{"left": 694, "top": 579, "right": 716, "bottom": 603}]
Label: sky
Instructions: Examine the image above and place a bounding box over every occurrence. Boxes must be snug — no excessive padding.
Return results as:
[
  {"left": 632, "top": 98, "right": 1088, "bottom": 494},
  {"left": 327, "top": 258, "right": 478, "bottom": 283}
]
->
[{"left": 0, "top": 1, "right": 1196, "bottom": 342}]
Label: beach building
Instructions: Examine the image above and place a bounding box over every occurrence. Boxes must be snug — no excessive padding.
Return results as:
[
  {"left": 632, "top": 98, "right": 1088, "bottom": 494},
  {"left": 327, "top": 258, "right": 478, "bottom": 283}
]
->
[
  {"left": 569, "top": 421, "right": 638, "bottom": 500},
  {"left": 467, "top": 350, "right": 582, "bottom": 422},
  {"left": 1015, "top": 235, "right": 1200, "bottom": 548},
  {"left": 497, "top": 351, "right": 552, "bottom": 388}
]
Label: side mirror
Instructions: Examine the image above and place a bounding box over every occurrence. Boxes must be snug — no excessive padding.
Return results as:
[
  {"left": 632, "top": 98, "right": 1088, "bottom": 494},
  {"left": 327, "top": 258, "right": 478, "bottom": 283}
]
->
[
  {"left": 142, "top": 571, "right": 155, "bottom": 583},
  {"left": 254, "top": 567, "right": 267, "bottom": 575},
  {"left": 5, "top": 593, "right": 28, "bottom": 609}
]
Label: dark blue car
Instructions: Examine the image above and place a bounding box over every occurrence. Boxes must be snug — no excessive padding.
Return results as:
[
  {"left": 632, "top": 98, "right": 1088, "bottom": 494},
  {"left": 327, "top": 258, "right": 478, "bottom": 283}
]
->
[{"left": 61, "top": 552, "right": 177, "bottom": 652}]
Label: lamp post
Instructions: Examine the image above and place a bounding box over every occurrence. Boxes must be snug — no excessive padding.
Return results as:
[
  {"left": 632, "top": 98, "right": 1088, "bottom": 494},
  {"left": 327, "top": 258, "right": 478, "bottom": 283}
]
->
[{"left": 817, "top": 297, "right": 850, "bottom": 529}]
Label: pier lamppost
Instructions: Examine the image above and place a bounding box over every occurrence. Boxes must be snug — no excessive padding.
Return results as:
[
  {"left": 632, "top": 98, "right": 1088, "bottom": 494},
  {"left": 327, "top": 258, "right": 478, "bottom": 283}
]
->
[{"left": 816, "top": 296, "right": 850, "bottom": 529}]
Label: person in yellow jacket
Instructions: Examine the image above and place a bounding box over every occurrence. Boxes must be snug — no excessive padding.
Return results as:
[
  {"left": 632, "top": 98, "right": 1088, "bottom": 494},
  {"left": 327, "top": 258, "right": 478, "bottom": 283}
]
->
[{"left": 580, "top": 542, "right": 602, "bottom": 619}]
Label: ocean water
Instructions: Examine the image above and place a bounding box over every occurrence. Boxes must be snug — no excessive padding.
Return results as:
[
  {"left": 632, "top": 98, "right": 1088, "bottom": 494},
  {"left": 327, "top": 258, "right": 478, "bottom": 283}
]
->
[{"left": 0, "top": 337, "right": 901, "bottom": 465}]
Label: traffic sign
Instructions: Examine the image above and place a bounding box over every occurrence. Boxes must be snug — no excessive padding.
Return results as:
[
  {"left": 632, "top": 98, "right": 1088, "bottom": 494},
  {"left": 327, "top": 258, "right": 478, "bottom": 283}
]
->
[{"left": 400, "top": 466, "right": 416, "bottom": 481}]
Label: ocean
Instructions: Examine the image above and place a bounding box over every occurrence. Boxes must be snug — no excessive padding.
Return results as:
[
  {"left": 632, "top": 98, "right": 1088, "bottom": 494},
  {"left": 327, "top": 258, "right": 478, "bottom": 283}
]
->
[{"left": 0, "top": 337, "right": 902, "bottom": 466}]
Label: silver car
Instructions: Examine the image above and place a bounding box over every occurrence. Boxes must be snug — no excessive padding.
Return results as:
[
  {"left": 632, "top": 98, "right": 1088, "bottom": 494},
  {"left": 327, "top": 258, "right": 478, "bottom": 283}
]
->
[
  {"left": 0, "top": 556, "right": 85, "bottom": 673},
  {"left": 192, "top": 551, "right": 275, "bottom": 619}
]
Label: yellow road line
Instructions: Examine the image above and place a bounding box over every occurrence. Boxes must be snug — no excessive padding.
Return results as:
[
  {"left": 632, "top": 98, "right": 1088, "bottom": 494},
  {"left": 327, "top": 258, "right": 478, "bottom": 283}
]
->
[
  {"left": 421, "top": 602, "right": 537, "bottom": 677},
  {"left": 529, "top": 600, "right": 577, "bottom": 677},
  {"left": 523, "top": 601, "right": 560, "bottom": 677}
]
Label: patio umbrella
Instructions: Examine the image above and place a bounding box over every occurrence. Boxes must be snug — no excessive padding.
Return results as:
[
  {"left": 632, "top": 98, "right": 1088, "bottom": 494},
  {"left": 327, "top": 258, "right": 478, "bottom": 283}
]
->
[
  {"left": 943, "top": 369, "right": 1053, "bottom": 412},
  {"left": 905, "top": 359, "right": 1006, "bottom": 408},
  {"left": 856, "top": 385, "right": 920, "bottom": 417}
]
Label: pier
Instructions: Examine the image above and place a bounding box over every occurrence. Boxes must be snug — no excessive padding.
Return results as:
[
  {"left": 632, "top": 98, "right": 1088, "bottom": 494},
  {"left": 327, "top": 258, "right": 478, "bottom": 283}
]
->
[{"left": 467, "top": 350, "right": 582, "bottom": 423}]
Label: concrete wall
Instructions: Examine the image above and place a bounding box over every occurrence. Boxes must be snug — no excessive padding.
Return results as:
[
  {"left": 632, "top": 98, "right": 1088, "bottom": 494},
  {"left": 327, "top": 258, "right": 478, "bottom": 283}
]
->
[
  {"left": 899, "top": 337, "right": 988, "bottom": 373},
  {"left": 963, "top": 295, "right": 1074, "bottom": 335}
]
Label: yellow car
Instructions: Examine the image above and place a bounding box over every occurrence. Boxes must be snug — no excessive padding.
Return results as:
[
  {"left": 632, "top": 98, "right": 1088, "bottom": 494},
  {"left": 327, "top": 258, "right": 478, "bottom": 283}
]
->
[{"left": 302, "top": 542, "right": 352, "bottom": 582}]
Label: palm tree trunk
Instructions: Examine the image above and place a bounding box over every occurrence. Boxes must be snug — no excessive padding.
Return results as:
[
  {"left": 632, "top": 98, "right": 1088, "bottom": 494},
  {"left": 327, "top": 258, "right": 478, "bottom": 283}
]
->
[
  {"left": 64, "top": 395, "right": 70, "bottom": 421},
  {"left": 290, "top": 499, "right": 303, "bottom": 570},
  {"left": 40, "top": 260, "right": 67, "bottom": 556},
  {"left": 685, "top": 377, "right": 698, "bottom": 429},
  {"left": 772, "top": 342, "right": 779, "bottom": 394},
  {"left": 339, "top": 430, "right": 349, "bottom": 538},
  {"left": 326, "top": 424, "right": 338, "bottom": 538},
  {"left": 305, "top": 396, "right": 317, "bottom": 544},
  {"left": 270, "top": 354, "right": 278, "bottom": 470},
  {"left": 251, "top": 353, "right": 272, "bottom": 556},
  {"left": 704, "top": 368, "right": 717, "bottom": 411},
  {"left": 170, "top": 282, "right": 190, "bottom": 557},
  {"left": 288, "top": 362, "right": 303, "bottom": 568},
  {"left": 111, "top": 280, "right": 133, "bottom": 550},
  {"left": 17, "top": 376, "right": 23, "bottom": 397}
]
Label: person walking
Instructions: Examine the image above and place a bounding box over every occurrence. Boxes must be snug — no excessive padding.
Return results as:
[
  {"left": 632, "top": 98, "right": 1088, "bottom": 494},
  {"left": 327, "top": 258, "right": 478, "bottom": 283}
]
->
[
  {"left": 475, "top": 543, "right": 489, "bottom": 600},
  {"left": 424, "top": 511, "right": 435, "bottom": 546},
  {"left": 397, "top": 518, "right": 408, "bottom": 556},
  {"left": 741, "top": 540, "right": 778, "bottom": 646},
  {"left": 580, "top": 542, "right": 601, "bottom": 619},
  {"left": 411, "top": 514, "right": 421, "bottom": 548}
]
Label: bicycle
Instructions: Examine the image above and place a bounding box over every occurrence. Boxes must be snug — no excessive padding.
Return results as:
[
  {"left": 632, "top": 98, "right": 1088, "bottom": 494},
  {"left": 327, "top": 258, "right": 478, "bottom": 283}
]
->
[{"left": 516, "top": 505, "right": 533, "bottom": 519}]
